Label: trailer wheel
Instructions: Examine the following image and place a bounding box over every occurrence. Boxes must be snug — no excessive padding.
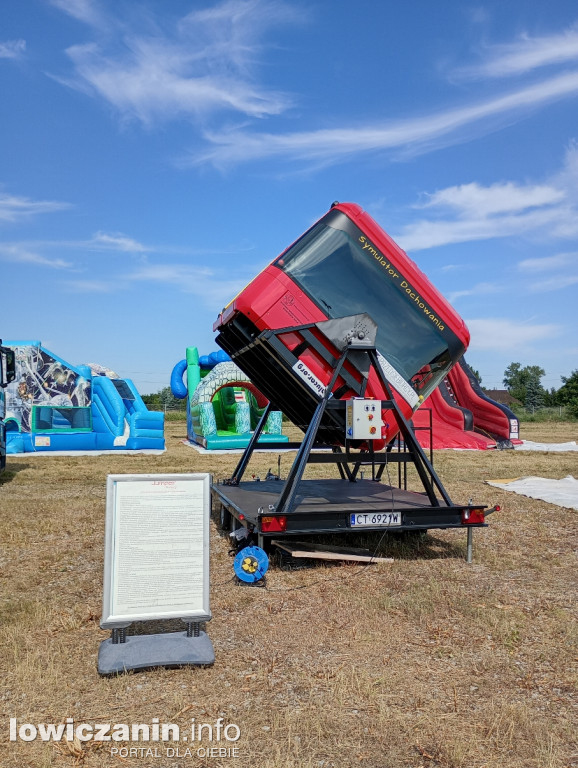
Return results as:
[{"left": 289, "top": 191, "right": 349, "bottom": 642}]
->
[{"left": 220, "top": 505, "right": 231, "bottom": 531}]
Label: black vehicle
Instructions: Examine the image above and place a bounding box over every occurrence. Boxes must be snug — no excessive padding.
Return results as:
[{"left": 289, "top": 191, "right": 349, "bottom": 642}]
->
[{"left": 0, "top": 342, "right": 16, "bottom": 473}]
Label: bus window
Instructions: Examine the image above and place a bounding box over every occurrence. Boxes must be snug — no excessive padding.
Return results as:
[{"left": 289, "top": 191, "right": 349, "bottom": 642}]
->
[{"left": 274, "top": 210, "right": 461, "bottom": 403}]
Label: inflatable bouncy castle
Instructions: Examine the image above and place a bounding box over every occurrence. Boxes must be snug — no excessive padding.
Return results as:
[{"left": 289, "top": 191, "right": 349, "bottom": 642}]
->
[
  {"left": 171, "top": 347, "right": 287, "bottom": 450},
  {"left": 4, "top": 341, "right": 164, "bottom": 453}
]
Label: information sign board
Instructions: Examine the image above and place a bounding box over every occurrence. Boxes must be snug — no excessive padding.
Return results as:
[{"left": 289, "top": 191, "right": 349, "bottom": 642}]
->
[{"left": 101, "top": 473, "right": 211, "bottom": 629}]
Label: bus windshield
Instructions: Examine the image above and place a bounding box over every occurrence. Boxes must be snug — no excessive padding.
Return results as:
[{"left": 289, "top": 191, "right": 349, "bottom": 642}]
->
[{"left": 275, "top": 213, "right": 463, "bottom": 403}]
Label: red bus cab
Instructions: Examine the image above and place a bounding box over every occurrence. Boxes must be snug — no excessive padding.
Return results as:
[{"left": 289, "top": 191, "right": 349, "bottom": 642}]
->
[{"left": 214, "top": 202, "right": 469, "bottom": 446}]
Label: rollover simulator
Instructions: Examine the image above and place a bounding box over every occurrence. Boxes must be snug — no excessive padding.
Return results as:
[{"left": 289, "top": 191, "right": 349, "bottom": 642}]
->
[
  {"left": 215, "top": 202, "right": 469, "bottom": 445},
  {"left": 212, "top": 203, "right": 494, "bottom": 554}
]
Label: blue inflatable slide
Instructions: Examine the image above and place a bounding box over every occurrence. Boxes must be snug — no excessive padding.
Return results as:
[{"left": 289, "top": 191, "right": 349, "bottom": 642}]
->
[{"left": 4, "top": 341, "right": 164, "bottom": 453}]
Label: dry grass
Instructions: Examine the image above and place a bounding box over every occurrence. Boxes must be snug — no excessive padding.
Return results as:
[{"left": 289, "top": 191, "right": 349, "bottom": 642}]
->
[{"left": 0, "top": 421, "right": 576, "bottom": 768}]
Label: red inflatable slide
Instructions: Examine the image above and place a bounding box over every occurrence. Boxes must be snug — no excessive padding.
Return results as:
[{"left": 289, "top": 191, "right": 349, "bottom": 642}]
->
[{"left": 413, "top": 360, "right": 520, "bottom": 450}]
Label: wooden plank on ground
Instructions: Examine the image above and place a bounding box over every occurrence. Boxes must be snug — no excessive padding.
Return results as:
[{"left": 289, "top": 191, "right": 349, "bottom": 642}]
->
[{"left": 271, "top": 540, "right": 394, "bottom": 563}]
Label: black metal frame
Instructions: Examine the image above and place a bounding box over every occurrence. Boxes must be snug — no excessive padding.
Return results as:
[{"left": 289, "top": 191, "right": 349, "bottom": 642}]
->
[{"left": 223, "top": 314, "right": 452, "bottom": 513}]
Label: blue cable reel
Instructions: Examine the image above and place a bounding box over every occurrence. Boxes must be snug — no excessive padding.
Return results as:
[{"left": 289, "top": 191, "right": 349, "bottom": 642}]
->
[{"left": 233, "top": 546, "right": 269, "bottom": 584}]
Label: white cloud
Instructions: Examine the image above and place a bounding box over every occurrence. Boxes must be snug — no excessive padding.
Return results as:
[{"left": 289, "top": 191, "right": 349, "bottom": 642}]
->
[
  {"left": 0, "top": 244, "right": 72, "bottom": 269},
  {"left": 459, "top": 24, "right": 578, "bottom": 79},
  {"left": 397, "top": 205, "right": 568, "bottom": 251},
  {"left": 528, "top": 274, "right": 578, "bottom": 293},
  {"left": 395, "top": 146, "right": 578, "bottom": 251},
  {"left": 0, "top": 232, "right": 247, "bottom": 272},
  {"left": 447, "top": 282, "right": 503, "bottom": 304},
  {"left": 466, "top": 318, "right": 561, "bottom": 352},
  {"left": 127, "top": 263, "right": 254, "bottom": 309},
  {"left": 91, "top": 232, "right": 149, "bottom": 253},
  {"left": 48, "top": 3, "right": 578, "bottom": 177},
  {"left": 418, "top": 181, "right": 564, "bottom": 217},
  {"left": 518, "top": 252, "right": 577, "bottom": 272},
  {"left": 440, "top": 264, "right": 465, "bottom": 272},
  {"left": 552, "top": 140, "right": 578, "bottom": 211},
  {"left": 53, "top": 0, "right": 297, "bottom": 122},
  {"left": 178, "top": 0, "right": 301, "bottom": 73},
  {"left": 60, "top": 279, "right": 113, "bottom": 292},
  {"left": 0, "top": 39, "right": 26, "bottom": 59},
  {"left": 0, "top": 194, "right": 70, "bottom": 222},
  {"left": 48, "top": 0, "right": 105, "bottom": 28},
  {"left": 192, "top": 70, "right": 578, "bottom": 167}
]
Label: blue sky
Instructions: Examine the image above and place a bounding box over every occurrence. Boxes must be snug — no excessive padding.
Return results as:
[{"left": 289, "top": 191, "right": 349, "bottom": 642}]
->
[{"left": 1, "top": 0, "right": 577, "bottom": 394}]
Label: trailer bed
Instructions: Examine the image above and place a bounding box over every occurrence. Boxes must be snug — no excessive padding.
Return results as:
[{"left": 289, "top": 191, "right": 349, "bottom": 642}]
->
[{"left": 212, "top": 478, "right": 482, "bottom": 547}]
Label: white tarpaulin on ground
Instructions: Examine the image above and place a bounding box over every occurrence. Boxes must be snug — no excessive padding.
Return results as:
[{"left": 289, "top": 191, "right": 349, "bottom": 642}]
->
[
  {"left": 515, "top": 441, "right": 578, "bottom": 452},
  {"left": 487, "top": 475, "right": 578, "bottom": 510}
]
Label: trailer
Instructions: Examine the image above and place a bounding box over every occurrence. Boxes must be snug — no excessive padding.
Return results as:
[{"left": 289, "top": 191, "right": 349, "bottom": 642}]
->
[{"left": 211, "top": 203, "right": 495, "bottom": 559}]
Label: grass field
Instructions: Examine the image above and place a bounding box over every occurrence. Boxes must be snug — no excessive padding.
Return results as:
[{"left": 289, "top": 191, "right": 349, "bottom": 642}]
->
[{"left": 0, "top": 421, "right": 576, "bottom": 768}]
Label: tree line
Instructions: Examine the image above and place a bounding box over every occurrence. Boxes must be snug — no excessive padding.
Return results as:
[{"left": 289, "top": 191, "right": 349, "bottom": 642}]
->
[
  {"left": 499, "top": 363, "right": 578, "bottom": 416},
  {"left": 142, "top": 387, "right": 186, "bottom": 410}
]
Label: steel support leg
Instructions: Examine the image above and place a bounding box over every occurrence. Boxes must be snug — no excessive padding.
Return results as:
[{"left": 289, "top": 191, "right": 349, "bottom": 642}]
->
[
  {"left": 275, "top": 350, "right": 348, "bottom": 514},
  {"left": 466, "top": 527, "right": 473, "bottom": 564},
  {"left": 228, "top": 402, "right": 274, "bottom": 484}
]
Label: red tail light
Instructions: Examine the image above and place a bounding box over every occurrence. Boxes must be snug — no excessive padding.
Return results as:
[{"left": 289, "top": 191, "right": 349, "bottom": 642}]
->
[
  {"left": 461, "top": 508, "right": 485, "bottom": 525},
  {"left": 260, "top": 515, "right": 287, "bottom": 532}
]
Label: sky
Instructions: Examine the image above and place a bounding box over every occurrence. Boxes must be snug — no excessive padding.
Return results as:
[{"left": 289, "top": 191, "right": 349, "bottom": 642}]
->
[{"left": 1, "top": 0, "right": 577, "bottom": 395}]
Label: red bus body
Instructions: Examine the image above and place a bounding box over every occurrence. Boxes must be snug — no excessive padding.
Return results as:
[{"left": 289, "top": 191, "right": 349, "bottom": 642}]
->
[{"left": 214, "top": 202, "right": 470, "bottom": 446}]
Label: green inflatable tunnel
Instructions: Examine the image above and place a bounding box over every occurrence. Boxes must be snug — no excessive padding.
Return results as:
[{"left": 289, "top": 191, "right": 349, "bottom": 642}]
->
[{"left": 172, "top": 347, "right": 288, "bottom": 450}]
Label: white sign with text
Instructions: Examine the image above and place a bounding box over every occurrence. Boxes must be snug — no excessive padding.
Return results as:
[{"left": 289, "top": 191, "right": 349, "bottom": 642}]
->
[{"left": 101, "top": 473, "right": 211, "bottom": 628}]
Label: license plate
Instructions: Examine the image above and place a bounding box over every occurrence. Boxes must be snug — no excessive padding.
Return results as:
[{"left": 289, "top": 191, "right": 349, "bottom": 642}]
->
[{"left": 350, "top": 512, "right": 401, "bottom": 527}]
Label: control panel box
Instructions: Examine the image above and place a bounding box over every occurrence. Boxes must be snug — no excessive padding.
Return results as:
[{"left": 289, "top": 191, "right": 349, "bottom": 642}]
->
[{"left": 345, "top": 398, "right": 382, "bottom": 440}]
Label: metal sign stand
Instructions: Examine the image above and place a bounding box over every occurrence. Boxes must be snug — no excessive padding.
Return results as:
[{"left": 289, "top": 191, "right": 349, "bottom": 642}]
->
[{"left": 98, "top": 473, "right": 215, "bottom": 676}]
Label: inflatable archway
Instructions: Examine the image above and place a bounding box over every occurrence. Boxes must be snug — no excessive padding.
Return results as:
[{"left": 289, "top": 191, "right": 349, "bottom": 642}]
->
[
  {"left": 191, "top": 362, "right": 268, "bottom": 409},
  {"left": 171, "top": 347, "right": 287, "bottom": 450}
]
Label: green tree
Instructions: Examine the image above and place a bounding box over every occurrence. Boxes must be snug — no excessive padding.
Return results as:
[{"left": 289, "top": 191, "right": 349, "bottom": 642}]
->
[
  {"left": 556, "top": 370, "right": 578, "bottom": 404},
  {"left": 556, "top": 370, "right": 578, "bottom": 417},
  {"left": 157, "top": 386, "right": 182, "bottom": 409},
  {"left": 142, "top": 387, "right": 185, "bottom": 410},
  {"left": 542, "top": 387, "right": 558, "bottom": 407},
  {"left": 503, "top": 362, "right": 546, "bottom": 406},
  {"left": 525, "top": 378, "right": 544, "bottom": 410},
  {"left": 141, "top": 392, "right": 161, "bottom": 406}
]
